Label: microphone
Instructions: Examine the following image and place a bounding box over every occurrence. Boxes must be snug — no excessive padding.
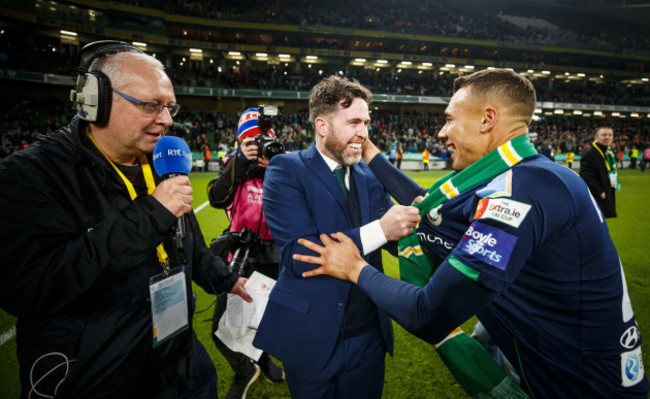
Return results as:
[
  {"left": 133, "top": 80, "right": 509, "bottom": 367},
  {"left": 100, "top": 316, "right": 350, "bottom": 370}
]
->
[{"left": 152, "top": 136, "right": 193, "bottom": 249}]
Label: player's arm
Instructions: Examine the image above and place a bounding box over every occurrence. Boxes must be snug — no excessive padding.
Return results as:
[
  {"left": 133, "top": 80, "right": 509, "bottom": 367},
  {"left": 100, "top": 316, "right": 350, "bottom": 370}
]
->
[{"left": 367, "top": 150, "right": 427, "bottom": 205}]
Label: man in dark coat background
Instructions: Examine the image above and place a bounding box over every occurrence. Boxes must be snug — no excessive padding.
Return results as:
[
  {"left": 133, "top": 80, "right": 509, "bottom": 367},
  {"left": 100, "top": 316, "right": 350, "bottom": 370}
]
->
[{"left": 579, "top": 126, "right": 618, "bottom": 218}]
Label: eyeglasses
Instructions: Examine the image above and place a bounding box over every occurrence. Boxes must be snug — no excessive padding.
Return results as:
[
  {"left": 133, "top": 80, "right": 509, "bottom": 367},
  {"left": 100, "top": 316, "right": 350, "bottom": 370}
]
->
[{"left": 113, "top": 89, "right": 180, "bottom": 118}]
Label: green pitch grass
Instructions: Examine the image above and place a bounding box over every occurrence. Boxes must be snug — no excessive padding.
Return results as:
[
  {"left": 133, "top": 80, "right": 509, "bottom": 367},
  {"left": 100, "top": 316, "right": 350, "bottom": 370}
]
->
[{"left": 1, "top": 168, "right": 648, "bottom": 398}]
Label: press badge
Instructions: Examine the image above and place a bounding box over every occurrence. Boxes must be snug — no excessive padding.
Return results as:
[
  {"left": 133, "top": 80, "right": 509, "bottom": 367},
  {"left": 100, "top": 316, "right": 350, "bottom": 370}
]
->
[
  {"left": 149, "top": 267, "right": 189, "bottom": 348},
  {"left": 609, "top": 172, "right": 617, "bottom": 187}
]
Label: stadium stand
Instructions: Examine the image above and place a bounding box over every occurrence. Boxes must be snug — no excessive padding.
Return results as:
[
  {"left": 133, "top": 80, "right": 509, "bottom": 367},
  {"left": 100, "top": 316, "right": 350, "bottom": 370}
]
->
[{"left": 0, "top": 0, "right": 648, "bottom": 168}]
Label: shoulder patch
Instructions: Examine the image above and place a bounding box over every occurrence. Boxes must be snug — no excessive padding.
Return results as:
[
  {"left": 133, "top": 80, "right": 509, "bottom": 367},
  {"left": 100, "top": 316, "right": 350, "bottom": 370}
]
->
[
  {"left": 474, "top": 197, "right": 531, "bottom": 228},
  {"left": 477, "top": 170, "right": 513, "bottom": 199},
  {"left": 459, "top": 222, "right": 517, "bottom": 270}
]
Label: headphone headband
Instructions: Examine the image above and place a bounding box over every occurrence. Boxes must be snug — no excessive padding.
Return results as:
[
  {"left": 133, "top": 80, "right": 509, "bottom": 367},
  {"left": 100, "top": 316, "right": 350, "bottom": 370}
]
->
[{"left": 78, "top": 40, "right": 144, "bottom": 72}]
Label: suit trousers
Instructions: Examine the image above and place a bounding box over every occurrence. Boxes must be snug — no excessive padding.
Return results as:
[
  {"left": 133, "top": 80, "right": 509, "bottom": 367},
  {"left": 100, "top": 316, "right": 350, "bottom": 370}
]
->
[{"left": 283, "top": 327, "right": 385, "bottom": 399}]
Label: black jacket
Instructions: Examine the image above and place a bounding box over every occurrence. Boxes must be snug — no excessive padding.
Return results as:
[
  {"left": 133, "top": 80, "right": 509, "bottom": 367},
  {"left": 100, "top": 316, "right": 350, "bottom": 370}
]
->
[
  {"left": 0, "top": 117, "right": 238, "bottom": 397},
  {"left": 580, "top": 142, "right": 617, "bottom": 218}
]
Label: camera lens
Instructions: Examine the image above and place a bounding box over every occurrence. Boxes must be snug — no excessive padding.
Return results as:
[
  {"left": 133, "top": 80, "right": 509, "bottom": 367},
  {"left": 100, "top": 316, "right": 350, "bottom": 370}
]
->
[
  {"left": 228, "top": 246, "right": 250, "bottom": 275},
  {"left": 264, "top": 141, "right": 284, "bottom": 159},
  {"left": 256, "top": 135, "right": 284, "bottom": 160}
]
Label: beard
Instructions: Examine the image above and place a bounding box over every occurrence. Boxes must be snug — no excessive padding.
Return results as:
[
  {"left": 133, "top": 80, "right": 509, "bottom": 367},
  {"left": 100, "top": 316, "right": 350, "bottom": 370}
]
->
[{"left": 323, "top": 127, "right": 362, "bottom": 167}]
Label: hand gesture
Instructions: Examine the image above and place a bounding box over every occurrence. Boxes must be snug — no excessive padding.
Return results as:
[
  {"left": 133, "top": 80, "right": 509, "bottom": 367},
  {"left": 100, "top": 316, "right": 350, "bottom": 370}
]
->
[
  {"left": 257, "top": 155, "right": 270, "bottom": 168},
  {"left": 362, "top": 139, "right": 381, "bottom": 164},
  {"left": 240, "top": 136, "right": 259, "bottom": 162},
  {"left": 296, "top": 232, "right": 368, "bottom": 283},
  {"left": 230, "top": 277, "right": 252, "bottom": 302}
]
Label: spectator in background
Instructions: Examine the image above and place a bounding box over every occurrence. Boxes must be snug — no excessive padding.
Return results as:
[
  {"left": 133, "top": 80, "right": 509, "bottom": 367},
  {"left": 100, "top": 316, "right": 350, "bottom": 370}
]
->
[
  {"left": 580, "top": 126, "right": 619, "bottom": 218},
  {"left": 388, "top": 142, "right": 397, "bottom": 165},
  {"left": 618, "top": 144, "right": 626, "bottom": 169},
  {"left": 396, "top": 142, "right": 403, "bottom": 169},
  {"left": 284, "top": 134, "right": 296, "bottom": 151},
  {"left": 540, "top": 139, "right": 554, "bottom": 160},
  {"left": 641, "top": 142, "right": 650, "bottom": 172},
  {"left": 216, "top": 139, "right": 228, "bottom": 168},
  {"left": 438, "top": 145, "right": 451, "bottom": 169},
  {"left": 636, "top": 145, "right": 644, "bottom": 169},
  {"left": 564, "top": 134, "right": 576, "bottom": 169},
  {"left": 422, "top": 147, "right": 430, "bottom": 170},
  {"left": 0, "top": 41, "right": 251, "bottom": 397},
  {"left": 629, "top": 145, "right": 639, "bottom": 169},
  {"left": 565, "top": 150, "right": 575, "bottom": 169},
  {"left": 202, "top": 143, "right": 212, "bottom": 172}
]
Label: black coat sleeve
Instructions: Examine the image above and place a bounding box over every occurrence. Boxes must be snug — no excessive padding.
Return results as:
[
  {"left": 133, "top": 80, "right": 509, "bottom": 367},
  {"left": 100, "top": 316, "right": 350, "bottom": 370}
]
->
[
  {"left": 186, "top": 211, "right": 239, "bottom": 295},
  {"left": 579, "top": 149, "right": 607, "bottom": 198},
  {"left": 207, "top": 152, "right": 250, "bottom": 209}
]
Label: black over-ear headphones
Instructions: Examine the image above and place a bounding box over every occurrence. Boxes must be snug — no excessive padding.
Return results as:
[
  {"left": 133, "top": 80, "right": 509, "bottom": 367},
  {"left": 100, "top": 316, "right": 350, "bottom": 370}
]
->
[{"left": 70, "top": 40, "right": 144, "bottom": 125}]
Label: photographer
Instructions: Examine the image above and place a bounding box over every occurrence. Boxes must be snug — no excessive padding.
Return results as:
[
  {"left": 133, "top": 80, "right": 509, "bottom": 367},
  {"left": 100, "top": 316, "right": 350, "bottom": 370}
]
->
[{"left": 207, "top": 107, "right": 285, "bottom": 399}]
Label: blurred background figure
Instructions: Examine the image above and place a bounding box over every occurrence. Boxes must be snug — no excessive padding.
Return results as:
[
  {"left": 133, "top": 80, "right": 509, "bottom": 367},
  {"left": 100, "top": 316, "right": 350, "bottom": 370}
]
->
[{"left": 580, "top": 126, "right": 619, "bottom": 218}]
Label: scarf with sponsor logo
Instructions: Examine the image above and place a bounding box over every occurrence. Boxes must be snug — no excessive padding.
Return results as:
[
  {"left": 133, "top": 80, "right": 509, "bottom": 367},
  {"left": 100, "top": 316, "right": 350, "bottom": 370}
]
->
[{"left": 398, "top": 134, "right": 536, "bottom": 399}]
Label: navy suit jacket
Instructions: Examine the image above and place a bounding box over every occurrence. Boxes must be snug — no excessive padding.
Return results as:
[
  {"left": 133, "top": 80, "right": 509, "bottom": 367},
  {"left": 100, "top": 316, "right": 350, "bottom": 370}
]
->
[{"left": 253, "top": 143, "right": 394, "bottom": 376}]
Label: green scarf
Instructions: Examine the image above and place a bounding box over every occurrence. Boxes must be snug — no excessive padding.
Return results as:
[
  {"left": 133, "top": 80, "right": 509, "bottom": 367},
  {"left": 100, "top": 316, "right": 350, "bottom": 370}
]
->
[
  {"left": 398, "top": 135, "right": 538, "bottom": 285},
  {"left": 399, "top": 135, "right": 537, "bottom": 399}
]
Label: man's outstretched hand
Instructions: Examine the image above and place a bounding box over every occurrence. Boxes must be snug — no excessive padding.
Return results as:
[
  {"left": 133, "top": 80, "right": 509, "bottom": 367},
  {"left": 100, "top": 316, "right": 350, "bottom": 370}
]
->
[{"left": 296, "top": 232, "right": 368, "bottom": 284}]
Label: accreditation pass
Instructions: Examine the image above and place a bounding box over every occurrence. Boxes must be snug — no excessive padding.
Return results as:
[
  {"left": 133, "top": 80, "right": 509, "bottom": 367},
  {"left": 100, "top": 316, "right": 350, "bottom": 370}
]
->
[{"left": 149, "top": 267, "right": 189, "bottom": 347}]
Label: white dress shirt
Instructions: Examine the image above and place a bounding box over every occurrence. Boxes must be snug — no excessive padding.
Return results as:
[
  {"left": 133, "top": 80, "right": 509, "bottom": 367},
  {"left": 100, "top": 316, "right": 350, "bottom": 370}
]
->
[{"left": 316, "top": 147, "right": 388, "bottom": 255}]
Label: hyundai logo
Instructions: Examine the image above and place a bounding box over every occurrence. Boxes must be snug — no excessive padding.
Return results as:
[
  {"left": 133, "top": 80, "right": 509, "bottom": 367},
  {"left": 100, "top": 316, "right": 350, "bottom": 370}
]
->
[{"left": 620, "top": 326, "right": 640, "bottom": 349}]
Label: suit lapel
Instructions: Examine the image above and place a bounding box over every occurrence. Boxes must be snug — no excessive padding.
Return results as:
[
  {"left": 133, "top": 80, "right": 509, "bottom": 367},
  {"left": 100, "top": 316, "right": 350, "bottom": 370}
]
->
[{"left": 301, "top": 143, "right": 349, "bottom": 214}]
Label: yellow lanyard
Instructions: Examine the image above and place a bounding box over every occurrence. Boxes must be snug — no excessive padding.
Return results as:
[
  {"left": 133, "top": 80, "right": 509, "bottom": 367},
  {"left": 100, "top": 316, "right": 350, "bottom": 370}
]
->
[
  {"left": 592, "top": 141, "right": 614, "bottom": 172},
  {"left": 87, "top": 130, "right": 171, "bottom": 273}
]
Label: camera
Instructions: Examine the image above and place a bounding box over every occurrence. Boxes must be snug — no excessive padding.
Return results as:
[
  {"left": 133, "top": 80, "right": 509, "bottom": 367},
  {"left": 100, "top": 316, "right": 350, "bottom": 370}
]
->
[
  {"left": 254, "top": 135, "right": 284, "bottom": 160},
  {"left": 219, "top": 228, "right": 261, "bottom": 277},
  {"left": 254, "top": 104, "right": 284, "bottom": 160}
]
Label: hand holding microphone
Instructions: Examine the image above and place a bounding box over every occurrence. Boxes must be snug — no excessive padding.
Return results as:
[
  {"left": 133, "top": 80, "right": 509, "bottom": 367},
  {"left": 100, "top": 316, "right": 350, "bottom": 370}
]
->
[
  {"left": 152, "top": 136, "right": 193, "bottom": 249},
  {"left": 152, "top": 176, "right": 193, "bottom": 217}
]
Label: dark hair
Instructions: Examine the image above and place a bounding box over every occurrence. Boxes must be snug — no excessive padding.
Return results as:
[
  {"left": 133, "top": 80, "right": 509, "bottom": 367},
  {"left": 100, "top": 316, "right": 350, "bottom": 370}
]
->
[
  {"left": 595, "top": 126, "right": 613, "bottom": 137},
  {"left": 309, "top": 75, "right": 372, "bottom": 124},
  {"left": 453, "top": 68, "right": 536, "bottom": 124}
]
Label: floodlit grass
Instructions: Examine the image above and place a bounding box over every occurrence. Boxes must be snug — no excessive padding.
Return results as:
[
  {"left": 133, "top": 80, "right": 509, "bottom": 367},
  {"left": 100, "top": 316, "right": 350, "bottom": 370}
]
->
[{"left": 1, "top": 167, "right": 648, "bottom": 398}]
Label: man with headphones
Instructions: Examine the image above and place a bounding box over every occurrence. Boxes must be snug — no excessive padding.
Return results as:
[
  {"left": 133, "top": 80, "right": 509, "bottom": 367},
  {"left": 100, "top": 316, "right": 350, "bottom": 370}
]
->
[{"left": 0, "top": 40, "right": 251, "bottom": 398}]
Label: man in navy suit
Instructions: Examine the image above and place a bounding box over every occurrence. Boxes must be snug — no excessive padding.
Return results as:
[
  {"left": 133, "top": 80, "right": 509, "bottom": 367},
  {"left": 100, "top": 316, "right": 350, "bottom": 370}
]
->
[{"left": 253, "top": 75, "right": 420, "bottom": 398}]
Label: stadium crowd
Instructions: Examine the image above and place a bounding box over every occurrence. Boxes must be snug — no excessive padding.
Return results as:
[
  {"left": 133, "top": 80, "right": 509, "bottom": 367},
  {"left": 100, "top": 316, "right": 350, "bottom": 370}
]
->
[
  {"left": 2, "top": 1, "right": 648, "bottom": 162},
  {"left": 3, "top": 0, "right": 650, "bottom": 109},
  {"left": 2, "top": 96, "right": 648, "bottom": 169},
  {"left": 111, "top": 0, "right": 650, "bottom": 52},
  {"left": 1, "top": 33, "right": 648, "bottom": 107},
  {"left": 171, "top": 63, "right": 650, "bottom": 107}
]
